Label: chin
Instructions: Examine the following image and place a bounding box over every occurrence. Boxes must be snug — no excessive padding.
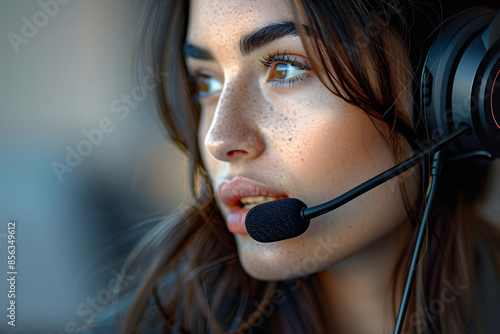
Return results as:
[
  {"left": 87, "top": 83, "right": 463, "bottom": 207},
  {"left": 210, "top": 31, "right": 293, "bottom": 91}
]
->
[
  {"left": 238, "top": 255, "right": 298, "bottom": 281},
  {"left": 234, "top": 233, "right": 333, "bottom": 281}
]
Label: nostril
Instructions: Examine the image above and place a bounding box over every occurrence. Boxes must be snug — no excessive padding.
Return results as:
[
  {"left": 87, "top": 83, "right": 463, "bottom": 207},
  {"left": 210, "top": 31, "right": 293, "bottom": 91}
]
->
[{"left": 227, "top": 150, "right": 248, "bottom": 157}]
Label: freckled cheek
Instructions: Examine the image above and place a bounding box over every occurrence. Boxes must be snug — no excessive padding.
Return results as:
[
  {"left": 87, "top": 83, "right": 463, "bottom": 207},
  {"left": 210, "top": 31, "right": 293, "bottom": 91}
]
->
[{"left": 268, "top": 110, "right": 367, "bottom": 201}]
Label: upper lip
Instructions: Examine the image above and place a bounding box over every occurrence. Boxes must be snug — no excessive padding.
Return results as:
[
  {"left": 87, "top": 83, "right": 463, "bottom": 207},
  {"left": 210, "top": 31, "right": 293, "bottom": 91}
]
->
[{"left": 217, "top": 177, "right": 288, "bottom": 208}]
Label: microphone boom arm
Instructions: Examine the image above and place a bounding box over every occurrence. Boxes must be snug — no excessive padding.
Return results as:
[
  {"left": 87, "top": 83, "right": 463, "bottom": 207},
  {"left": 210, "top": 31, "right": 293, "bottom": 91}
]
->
[{"left": 301, "top": 125, "right": 471, "bottom": 221}]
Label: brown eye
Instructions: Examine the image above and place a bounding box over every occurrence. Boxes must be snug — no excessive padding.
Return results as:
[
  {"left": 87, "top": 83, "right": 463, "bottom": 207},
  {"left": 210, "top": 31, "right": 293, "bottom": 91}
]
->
[
  {"left": 273, "top": 63, "right": 289, "bottom": 80},
  {"left": 268, "top": 63, "right": 308, "bottom": 82},
  {"left": 196, "top": 74, "right": 222, "bottom": 97}
]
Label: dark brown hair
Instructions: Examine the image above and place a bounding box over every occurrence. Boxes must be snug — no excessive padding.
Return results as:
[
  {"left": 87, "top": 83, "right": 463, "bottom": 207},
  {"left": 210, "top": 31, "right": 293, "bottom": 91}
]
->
[{"left": 117, "top": 0, "right": 500, "bottom": 333}]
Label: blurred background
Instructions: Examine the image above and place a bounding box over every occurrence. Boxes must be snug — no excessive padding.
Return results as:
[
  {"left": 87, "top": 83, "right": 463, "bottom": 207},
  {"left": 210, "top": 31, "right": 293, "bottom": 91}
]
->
[
  {"left": 1, "top": 1, "right": 500, "bottom": 334},
  {"left": 0, "top": 0, "right": 191, "bottom": 332}
]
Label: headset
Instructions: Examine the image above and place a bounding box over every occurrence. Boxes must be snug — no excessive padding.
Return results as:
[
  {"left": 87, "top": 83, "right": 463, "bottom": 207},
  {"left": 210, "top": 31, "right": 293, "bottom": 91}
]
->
[{"left": 422, "top": 5, "right": 500, "bottom": 158}]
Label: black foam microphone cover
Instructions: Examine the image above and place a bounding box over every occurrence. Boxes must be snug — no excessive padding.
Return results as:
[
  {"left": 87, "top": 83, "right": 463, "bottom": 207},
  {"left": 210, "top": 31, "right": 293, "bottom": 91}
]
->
[{"left": 245, "top": 198, "right": 310, "bottom": 243}]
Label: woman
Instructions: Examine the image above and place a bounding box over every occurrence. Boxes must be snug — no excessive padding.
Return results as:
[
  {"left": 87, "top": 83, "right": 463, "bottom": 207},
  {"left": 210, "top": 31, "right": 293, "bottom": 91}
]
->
[{"left": 106, "top": 0, "right": 500, "bottom": 333}]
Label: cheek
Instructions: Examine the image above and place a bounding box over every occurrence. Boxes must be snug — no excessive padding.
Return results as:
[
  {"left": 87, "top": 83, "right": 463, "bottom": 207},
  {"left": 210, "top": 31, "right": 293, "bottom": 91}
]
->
[{"left": 267, "top": 101, "right": 394, "bottom": 202}]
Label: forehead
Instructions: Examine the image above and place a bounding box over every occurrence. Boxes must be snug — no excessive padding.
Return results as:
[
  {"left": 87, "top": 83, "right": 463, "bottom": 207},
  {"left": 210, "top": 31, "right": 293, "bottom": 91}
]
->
[{"left": 186, "top": 0, "right": 294, "bottom": 52}]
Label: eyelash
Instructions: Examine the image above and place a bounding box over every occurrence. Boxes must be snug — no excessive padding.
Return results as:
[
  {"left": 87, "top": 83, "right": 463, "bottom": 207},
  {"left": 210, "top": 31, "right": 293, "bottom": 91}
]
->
[
  {"left": 188, "top": 50, "right": 313, "bottom": 99},
  {"left": 260, "top": 50, "right": 313, "bottom": 88}
]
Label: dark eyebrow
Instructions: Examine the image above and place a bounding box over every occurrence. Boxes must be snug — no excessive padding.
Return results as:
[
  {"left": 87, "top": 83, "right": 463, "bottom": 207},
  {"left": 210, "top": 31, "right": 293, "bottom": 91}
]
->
[
  {"left": 184, "top": 21, "right": 308, "bottom": 60},
  {"left": 184, "top": 43, "right": 213, "bottom": 60},
  {"left": 240, "top": 21, "right": 302, "bottom": 56}
]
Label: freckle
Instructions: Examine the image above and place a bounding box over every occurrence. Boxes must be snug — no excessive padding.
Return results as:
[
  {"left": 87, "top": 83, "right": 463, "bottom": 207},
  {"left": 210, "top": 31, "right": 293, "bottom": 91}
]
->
[
  {"left": 301, "top": 243, "right": 305, "bottom": 247},
  {"left": 349, "top": 225, "right": 352, "bottom": 229},
  {"left": 288, "top": 137, "right": 292, "bottom": 142}
]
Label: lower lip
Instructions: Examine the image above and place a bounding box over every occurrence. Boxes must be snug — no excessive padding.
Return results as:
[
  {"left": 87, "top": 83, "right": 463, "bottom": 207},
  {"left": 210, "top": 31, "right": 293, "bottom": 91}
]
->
[{"left": 226, "top": 208, "right": 252, "bottom": 234}]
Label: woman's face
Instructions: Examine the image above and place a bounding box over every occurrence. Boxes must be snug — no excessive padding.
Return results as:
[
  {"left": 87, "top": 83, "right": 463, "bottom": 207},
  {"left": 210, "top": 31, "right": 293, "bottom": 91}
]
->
[{"left": 186, "top": 0, "right": 416, "bottom": 280}]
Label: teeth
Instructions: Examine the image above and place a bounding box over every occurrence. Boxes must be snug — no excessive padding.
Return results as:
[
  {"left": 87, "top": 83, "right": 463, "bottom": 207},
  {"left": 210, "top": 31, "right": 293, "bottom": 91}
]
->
[{"left": 239, "top": 196, "right": 280, "bottom": 209}]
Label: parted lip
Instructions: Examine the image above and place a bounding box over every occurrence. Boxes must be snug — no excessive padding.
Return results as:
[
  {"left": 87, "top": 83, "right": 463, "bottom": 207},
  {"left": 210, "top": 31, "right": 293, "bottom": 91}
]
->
[{"left": 217, "top": 177, "right": 288, "bottom": 208}]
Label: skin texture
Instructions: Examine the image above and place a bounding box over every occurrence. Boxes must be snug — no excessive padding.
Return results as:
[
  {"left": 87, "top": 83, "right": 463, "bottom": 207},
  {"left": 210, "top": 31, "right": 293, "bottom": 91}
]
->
[{"left": 185, "top": 0, "right": 419, "bottom": 331}]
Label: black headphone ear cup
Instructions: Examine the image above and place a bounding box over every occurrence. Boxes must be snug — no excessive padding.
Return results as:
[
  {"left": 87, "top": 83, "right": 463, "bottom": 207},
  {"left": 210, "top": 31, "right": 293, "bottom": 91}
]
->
[{"left": 422, "top": 7, "right": 500, "bottom": 157}]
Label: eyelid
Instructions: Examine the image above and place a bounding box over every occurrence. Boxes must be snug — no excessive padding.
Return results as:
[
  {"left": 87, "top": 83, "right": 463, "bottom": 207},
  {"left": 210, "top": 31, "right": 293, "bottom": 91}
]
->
[
  {"left": 260, "top": 50, "right": 313, "bottom": 88},
  {"left": 185, "top": 57, "right": 221, "bottom": 80},
  {"left": 260, "top": 50, "right": 312, "bottom": 69}
]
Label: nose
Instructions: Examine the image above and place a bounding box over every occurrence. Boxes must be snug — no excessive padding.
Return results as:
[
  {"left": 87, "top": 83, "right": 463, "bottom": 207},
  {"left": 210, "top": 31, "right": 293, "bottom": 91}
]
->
[{"left": 204, "top": 81, "right": 266, "bottom": 162}]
